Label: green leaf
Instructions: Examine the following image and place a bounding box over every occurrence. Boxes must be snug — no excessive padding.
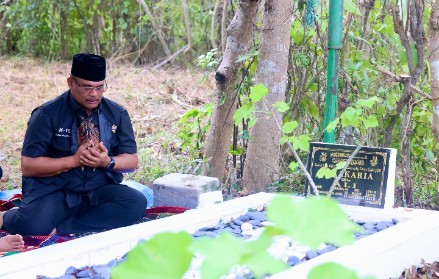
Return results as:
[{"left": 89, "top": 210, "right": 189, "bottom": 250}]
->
[
  {"left": 343, "top": 0, "right": 361, "bottom": 16},
  {"left": 248, "top": 117, "right": 257, "bottom": 128},
  {"left": 192, "top": 233, "right": 245, "bottom": 279},
  {"left": 272, "top": 101, "right": 290, "bottom": 112},
  {"left": 316, "top": 165, "right": 337, "bottom": 179},
  {"left": 335, "top": 161, "right": 347, "bottom": 170},
  {"left": 293, "top": 135, "right": 311, "bottom": 152},
  {"left": 111, "top": 232, "right": 194, "bottom": 279},
  {"left": 301, "top": 98, "right": 320, "bottom": 120},
  {"left": 246, "top": 251, "right": 289, "bottom": 278},
  {"left": 249, "top": 83, "right": 268, "bottom": 103},
  {"left": 266, "top": 196, "right": 361, "bottom": 249},
  {"left": 363, "top": 115, "right": 379, "bottom": 129},
  {"left": 387, "top": 93, "right": 398, "bottom": 106},
  {"left": 356, "top": 97, "right": 380, "bottom": 108},
  {"left": 326, "top": 117, "right": 340, "bottom": 132},
  {"left": 282, "top": 121, "right": 298, "bottom": 134},
  {"left": 236, "top": 50, "right": 259, "bottom": 63},
  {"left": 233, "top": 104, "right": 255, "bottom": 126},
  {"left": 280, "top": 135, "right": 289, "bottom": 145},
  {"left": 340, "top": 107, "right": 362, "bottom": 127},
  {"left": 289, "top": 161, "right": 299, "bottom": 172},
  {"left": 426, "top": 150, "right": 435, "bottom": 162},
  {"left": 377, "top": 104, "right": 386, "bottom": 115},
  {"left": 192, "top": 232, "right": 288, "bottom": 279},
  {"left": 308, "top": 262, "right": 372, "bottom": 279}
]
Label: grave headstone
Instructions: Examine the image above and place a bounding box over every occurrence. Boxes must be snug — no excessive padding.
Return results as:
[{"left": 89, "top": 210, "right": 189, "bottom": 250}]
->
[{"left": 305, "top": 142, "right": 397, "bottom": 209}]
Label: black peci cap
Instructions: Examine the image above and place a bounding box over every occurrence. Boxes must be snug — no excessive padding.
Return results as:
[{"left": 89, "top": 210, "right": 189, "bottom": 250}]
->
[{"left": 71, "top": 53, "right": 106, "bottom": 82}]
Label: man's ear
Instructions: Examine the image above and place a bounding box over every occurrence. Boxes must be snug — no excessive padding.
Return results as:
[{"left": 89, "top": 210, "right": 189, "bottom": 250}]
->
[{"left": 67, "top": 76, "right": 73, "bottom": 89}]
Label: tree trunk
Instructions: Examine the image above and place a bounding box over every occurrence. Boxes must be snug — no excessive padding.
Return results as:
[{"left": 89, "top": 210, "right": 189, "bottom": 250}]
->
[
  {"left": 428, "top": 0, "right": 439, "bottom": 204},
  {"left": 242, "top": 0, "right": 292, "bottom": 193},
  {"left": 203, "top": 0, "right": 261, "bottom": 180},
  {"left": 181, "top": 0, "right": 192, "bottom": 52},
  {"left": 221, "top": 0, "right": 230, "bottom": 53}
]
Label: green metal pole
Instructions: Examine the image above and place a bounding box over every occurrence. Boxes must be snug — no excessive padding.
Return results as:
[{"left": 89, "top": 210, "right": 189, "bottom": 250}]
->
[{"left": 323, "top": 0, "right": 344, "bottom": 143}]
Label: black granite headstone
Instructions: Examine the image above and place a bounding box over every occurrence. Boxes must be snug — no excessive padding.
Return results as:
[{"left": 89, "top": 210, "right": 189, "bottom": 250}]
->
[{"left": 305, "top": 142, "right": 396, "bottom": 209}]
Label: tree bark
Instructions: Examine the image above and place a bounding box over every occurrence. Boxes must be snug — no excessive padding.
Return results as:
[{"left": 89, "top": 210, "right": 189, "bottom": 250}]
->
[
  {"left": 181, "top": 0, "right": 192, "bottom": 52},
  {"left": 221, "top": 0, "right": 230, "bottom": 53},
  {"left": 428, "top": 0, "right": 439, "bottom": 204},
  {"left": 138, "top": 0, "right": 172, "bottom": 57},
  {"left": 242, "top": 0, "right": 292, "bottom": 193},
  {"left": 203, "top": 0, "right": 260, "bottom": 180},
  {"left": 211, "top": 0, "right": 221, "bottom": 50}
]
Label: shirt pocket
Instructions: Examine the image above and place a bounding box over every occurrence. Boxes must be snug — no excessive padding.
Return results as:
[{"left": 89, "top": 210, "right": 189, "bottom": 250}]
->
[{"left": 52, "top": 135, "right": 72, "bottom": 152}]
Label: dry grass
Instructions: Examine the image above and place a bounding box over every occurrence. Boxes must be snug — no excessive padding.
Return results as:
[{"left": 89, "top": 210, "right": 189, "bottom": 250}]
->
[{"left": 0, "top": 56, "right": 215, "bottom": 189}]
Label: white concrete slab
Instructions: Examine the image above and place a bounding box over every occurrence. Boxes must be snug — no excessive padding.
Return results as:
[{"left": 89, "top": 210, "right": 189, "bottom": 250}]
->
[{"left": 0, "top": 193, "right": 437, "bottom": 279}]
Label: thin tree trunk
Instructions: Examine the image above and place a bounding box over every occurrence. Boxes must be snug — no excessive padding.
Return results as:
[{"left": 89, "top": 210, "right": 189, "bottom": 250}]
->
[
  {"left": 203, "top": 0, "right": 261, "bottom": 180},
  {"left": 181, "top": 0, "right": 192, "bottom": 52},
  {"left": 428, "top": 0, "right": 439, "bottom": 204},
  {"left": 242, "top": 0, "right": 292, "bottom": 193},
  {"left": 211, "top": 0, "right": 221, "bottom": 50},
  {"left": 221, "top": 0, "right": 230, "bottom": 53},
  {"left": 138, "top": 0, "right": 172, "bottom": 57}
]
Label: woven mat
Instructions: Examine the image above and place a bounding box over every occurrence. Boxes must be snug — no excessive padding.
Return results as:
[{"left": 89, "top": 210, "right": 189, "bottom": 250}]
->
[{"left": 0, "top": 194, "right": 189, "bottom": 256}]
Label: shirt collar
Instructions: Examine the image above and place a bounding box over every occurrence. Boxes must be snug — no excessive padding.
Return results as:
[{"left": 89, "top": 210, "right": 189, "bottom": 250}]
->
[{"left": 68, "top": 90, "right": 102, "bottom": 115}]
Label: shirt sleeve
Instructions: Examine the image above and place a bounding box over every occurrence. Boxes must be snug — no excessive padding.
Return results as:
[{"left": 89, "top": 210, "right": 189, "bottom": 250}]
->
[
  {"left": 21, "top": 108, "right": 54, "bottom": 158},
  {"left": 113, "top": 110, "right": 137, "bottom": 155}
]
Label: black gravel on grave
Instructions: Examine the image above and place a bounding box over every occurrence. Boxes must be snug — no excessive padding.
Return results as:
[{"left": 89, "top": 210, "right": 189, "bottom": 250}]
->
[{"left": 37, "top": 210, "right": 399, "bottom": 279}]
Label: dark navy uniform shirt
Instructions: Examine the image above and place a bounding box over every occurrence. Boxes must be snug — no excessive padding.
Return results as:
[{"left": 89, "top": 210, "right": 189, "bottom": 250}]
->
[{"left": 21, "top": 90, "right": 137, "bottom": 206}]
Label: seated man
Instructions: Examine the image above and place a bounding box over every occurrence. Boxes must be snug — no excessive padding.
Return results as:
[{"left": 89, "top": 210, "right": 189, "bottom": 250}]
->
[{"left": 0, "top": 54, "right": 147, "bottom": 236}]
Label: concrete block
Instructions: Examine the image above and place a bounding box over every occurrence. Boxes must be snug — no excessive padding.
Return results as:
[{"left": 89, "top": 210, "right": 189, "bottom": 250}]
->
[{"left": 153, "top": 173, "right": 223, "bottom": 208}]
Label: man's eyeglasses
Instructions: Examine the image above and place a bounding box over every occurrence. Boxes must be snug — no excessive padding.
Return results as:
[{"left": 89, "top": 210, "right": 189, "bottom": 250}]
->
[{"left": 72, "top": 76, "right": 107, "bottom": 93}]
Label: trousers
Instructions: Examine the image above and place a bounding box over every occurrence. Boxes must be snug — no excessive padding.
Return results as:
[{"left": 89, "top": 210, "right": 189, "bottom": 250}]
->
[{"left": 3, "top": 184, "right": 148, "bottom": 235}]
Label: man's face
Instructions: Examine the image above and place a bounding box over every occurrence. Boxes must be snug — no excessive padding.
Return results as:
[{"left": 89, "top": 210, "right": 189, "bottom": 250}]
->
[{"left": 68, "top": 76, "right": 106, "bottom": 115}]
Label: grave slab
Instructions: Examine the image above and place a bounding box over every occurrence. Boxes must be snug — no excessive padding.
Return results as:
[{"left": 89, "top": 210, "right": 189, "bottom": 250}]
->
[
  {"left": 153, "top": 173, "right": 223, "bottom": 208},
  {"left": 0, "top": 193, "right": 437, "bottom": 278}
]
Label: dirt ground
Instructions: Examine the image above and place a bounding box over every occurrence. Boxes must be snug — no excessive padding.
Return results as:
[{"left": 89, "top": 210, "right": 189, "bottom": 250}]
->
[{"left": 0, "top": 56, "right": 215, "bottom": 189}]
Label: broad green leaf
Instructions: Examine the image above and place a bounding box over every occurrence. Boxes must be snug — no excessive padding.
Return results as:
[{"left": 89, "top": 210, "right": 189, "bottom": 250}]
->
[
  {"left": 363, "top": 115, "right": 379, "bottom": 129},
  {"left": 316, "top": 165, "right": 337, "bottom": 179},
  {"left": 356, "top": 97, "right": 380, "bottom": 108},
  {"left": 280, "top": 135, "right": 289, "bottom": 144},
  {"left": 426, "top": 150, "right": 435, "bottom": 162},
  {"left": 233, "top": 104, "right": 255, "bottom": 126},
  {"left": 387, "top": 93, "right": 398, "bottom": 106},
  {"left": 282, "top": 121, "right": 298, "bottom": 134},
  {"left": 236, "top": 50, "right": 259, "bottom": 63},
  {"left": 192, "top": 232, "right": 287, "bottom": 279},
  {"left": 246, "top": 251, "right": 289, "bottom": 278},
  {"left": 341, "top": 107, "right": 361, "bottom": 127},
  {"left": 326, "top": 117, "right": 340, "bottom": 132},
  {"left": 272, "top": 101, "right": 290, "bottom": 112},
  {"left": 377, "top": 104, "right": 386, "bottom": 115},
  {"left": 293, "top": 135, "right": 311, "bottom": 152},
  {"left": 308, "top": 262, "right": 374, "bottom": 279},
  {"left": 301, "top": 98, "right": 320, "bottom": 120},
  {"left": 344, "top": 0, "right": 361, "bottom": 16},
  {"left": 248, "top": 117, "right": 257, "bottom": 128},
  {"left": 111, "top": 232, "right": 194, "bottom": 279},
  {"left": 249, "top": 83, "right": 268, "bottom": 103},
  {"left": 192, "top": 233, "right": 246, "bottom": 279},
  {"left": 289, "top": 161, "right": 299, "bottom": 172},
  {"left": 335, "top": 161, "right": 347, "bottom": 170},
  {"left": 266, "top": 196, "right": 361, "bottom": 249}
]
